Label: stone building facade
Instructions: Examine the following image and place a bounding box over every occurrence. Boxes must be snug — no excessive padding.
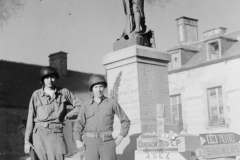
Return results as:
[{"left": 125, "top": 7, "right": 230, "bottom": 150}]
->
[{"left": 167, "top": 17, "right": 240, "bottom": 135}]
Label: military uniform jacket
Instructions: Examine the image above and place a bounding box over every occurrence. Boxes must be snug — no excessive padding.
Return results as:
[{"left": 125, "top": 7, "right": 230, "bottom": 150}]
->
[
  {"left": 25, "top": 87, "right": 82, "bottom": 141},
  {"left": 73, "top": 97, "right": 130, "bottom": 141}
]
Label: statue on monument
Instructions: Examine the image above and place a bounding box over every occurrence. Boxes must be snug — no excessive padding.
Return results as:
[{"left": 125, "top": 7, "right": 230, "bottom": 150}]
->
[
  {"left": 119, "top": 0, "right": 147, "bottom": 39},
  {"left": 115, "top": 0, "right": 156, "bottom": 50}
]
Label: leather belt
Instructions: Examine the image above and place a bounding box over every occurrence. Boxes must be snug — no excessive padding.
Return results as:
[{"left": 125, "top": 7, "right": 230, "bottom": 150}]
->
[
  {"left": 35, "top": 122, "right": 63, "bottom": 129},
  {"left": 84, "top": 131, "right": 113, "bottom": 141}
]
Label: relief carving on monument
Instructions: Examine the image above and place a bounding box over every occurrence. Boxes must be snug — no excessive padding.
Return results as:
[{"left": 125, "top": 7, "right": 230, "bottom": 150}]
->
[
  {"left": 109, "top": 71, "right": 122, "bottom": 102},
  {"left": 109, "top": 69, "right": 140, "bottom": 120}
]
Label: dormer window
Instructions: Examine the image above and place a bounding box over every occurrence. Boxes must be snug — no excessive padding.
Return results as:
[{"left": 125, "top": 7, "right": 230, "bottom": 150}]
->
[
  {"left": 209, "top": 42, "right": 219, "bottom": 58},
  {"left": 207, "top": 39, "right": 221, "bottom": 60}
]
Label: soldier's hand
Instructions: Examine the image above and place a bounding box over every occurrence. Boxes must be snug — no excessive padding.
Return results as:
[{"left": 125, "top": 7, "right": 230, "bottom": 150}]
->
[
  {"left": 115, "top": 135, "right": 123, "bottom": 147},
  {"left": 76, "top": 140, "right": 85, "bottom": 151},
  {"left": 64, "top": 115, "right": 68, "bottom": 121},
  {"left": 64, "top": 115, "right": 78, "bottom": 121},
  {"left": 24, "top": 142, "right": 34, "bottom": 154}
]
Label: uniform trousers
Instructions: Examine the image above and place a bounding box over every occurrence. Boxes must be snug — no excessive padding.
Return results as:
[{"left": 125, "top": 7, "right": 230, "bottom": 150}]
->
[
  {"left": 84, "top": 137, "right": 116, "bottom": 160},
  {"left": 30, "top": 147, "right": 40, "bottom": 160},
  {"left": 33, "top": 125, "right": 67, "bottom": 160}
]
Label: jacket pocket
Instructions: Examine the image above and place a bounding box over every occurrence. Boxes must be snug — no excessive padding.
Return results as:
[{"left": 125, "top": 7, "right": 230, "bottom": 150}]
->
[
  {"left": 36, "top": 101, "right": 49, "bottom": 120},
  {"left": 86, "top": 110, "right": 95, "bottom": 119}
]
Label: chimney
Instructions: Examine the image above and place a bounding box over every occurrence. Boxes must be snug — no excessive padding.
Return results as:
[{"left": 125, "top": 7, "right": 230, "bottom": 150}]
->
[
  {"left": 176, "top": 17, "right": 199, "bottom": 44},
  {"left": 203, "top": 27, "right": 227, "bottom": 39},
  {"left": 49, "top": 51, "right": 68, "bottom": 76}
]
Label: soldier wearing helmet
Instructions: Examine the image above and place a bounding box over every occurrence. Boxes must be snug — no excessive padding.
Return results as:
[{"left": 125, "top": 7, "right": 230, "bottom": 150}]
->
[
  {"left": 40, "top": 66, "right": 59, "bottom": 83},
  {"left": 24, "top": 66, "right": 82, "bottom": 160},
  {"left": 73, "top": 75, "right": 130, "bottom": 160}
]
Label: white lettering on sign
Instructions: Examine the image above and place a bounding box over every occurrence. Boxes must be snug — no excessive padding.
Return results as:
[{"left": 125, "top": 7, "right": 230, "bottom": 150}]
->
[
  {"left": 200, "top": 133, "right": 239, "bottom": 145},
  {"left": 137, "top": 137, "right": 185, "bottom": 152},
  {"left": 218, "top": 134, "right": 235, "bottom": 143},
  {"left": 137, "top": 139, "right": 181, "bottom": 148},
  {"left": 202, "top": 143, "right": 240, "bottom": 159},
  {"left": 206, "top": 135, "right": 218, "bottom": 144},
  {"left": 134, "top": 150, "right": 186, "bottom": 160},
  {"left": 206, "top": 134, "right": 236, "bottom": 145}
]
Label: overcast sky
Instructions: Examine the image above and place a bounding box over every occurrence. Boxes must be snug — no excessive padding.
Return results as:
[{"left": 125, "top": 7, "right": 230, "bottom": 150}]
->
[{"left": 1, "top": 0, "right": 240, "bottom": 74}]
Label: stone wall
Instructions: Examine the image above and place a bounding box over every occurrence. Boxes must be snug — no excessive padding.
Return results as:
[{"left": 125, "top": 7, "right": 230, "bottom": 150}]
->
[{"left": 168, "top": 58, "right": 240, "bottom": 134}]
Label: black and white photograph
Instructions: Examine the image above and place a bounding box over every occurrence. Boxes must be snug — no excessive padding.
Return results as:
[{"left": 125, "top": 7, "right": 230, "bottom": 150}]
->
[{"left": 1, "top": 0, "right": 240, "bottom": 160}]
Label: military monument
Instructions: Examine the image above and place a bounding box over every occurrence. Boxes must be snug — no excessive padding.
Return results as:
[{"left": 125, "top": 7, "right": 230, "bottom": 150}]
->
[{"left": 102, "top": 1, "right": 173, "bottom": 159}]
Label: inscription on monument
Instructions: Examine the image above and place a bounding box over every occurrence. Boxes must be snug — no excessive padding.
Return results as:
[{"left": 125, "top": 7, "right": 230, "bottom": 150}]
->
[{"left": 108, "top": 63, "right": 140, "bottom": 120}]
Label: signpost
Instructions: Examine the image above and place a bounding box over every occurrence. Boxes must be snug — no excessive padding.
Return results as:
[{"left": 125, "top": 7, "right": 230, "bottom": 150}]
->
[
  {"left": 196, "top": 132, "right": 240, "bottom": 159},
  {"left": 135, "top": 133, "right": 202, "bottom": 160},
  {"left": 135, "top": 135, "right": 186, "bottom": 160},
  {"left": 199, "top": 132, "right": 240, "bottom": 145},
  {"left": 137, "top": 137, "right": 186, "bottom": 152},
  {"left": 135, "top": 150, "right": 186, "bottom": 160},
  {"left": 196, "top": 143, "right": 240, "bottom": 159}
]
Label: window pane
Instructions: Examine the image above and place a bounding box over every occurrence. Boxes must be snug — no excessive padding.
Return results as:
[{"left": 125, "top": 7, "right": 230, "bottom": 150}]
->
[
  {"left": 211, "top": 107, "right": 218, "bottom": 115},
  {"left": 170, "top": 95, "right": 182, "bottom": 124},
  {"left": 219, "top": 106, "right": 224, "bottom": 115},
  {"left": 219, "top": 96, "right": 224, "bottom": 115},
  {"left": 209, "top": 88, "right": 216, "bottom": 97},
  {"left": 209, "top": 45, "right": 214, "bottom": 53},
  {"left": 218, "top": 87, "right": 223, "bottom": 115},
  {"left": 209, "top": 97, "right": 217, "bottom": 106},
  {"left": 178, "top": 104, "right": 183, "bottom": 123},
  {"left": 218, "top": 87, "right": 222, "bottom": 95},
  {"left": 172, "top": 104, "right": 178, "bottom": 113},
  {"left": 173, "top": 113, "right": 179, "bottom": 122},
  {"left": 178, "top": 95, "right": 181, "bottom": 104},
  {"left": 208, "top": 86, "right": 224, "bottom": 126},
  {"left": 212, "top": 116, "right": 218, "bottom": 120},
  {"left": 171, "top": 96, "right": 177, "bottom": 105},
  {"left": 209, "top": 42, "right": 219, "bottom": 60},
  {"left": 218, "top": 95, "right": 223, "bottom": 105}
]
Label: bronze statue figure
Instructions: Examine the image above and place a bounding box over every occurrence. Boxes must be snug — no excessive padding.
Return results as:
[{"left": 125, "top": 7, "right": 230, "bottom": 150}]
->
[{"left": 119, "top": 0, "right": 147, "bottom": 40}]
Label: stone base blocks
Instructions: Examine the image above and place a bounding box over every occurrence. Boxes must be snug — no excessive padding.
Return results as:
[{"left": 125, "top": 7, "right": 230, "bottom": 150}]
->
[{"left": 102, "top": 45, "right": 171, "bottom": 159}]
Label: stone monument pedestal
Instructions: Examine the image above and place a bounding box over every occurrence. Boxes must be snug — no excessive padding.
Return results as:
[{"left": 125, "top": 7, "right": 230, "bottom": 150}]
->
[{"left": 102, "top": 45, "right": 171, "bottom": 160}]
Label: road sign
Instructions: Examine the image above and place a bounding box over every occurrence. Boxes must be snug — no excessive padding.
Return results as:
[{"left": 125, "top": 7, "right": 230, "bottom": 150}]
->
[
  {"left": 137, "top": 137, "right": 185, "bottom": 152},
  {"left": 135, "top": 150, "right": 186, "bottom": 160},
  {"left": 196, "top": 147, "right": 205, "bottom": 157},
  {"left": 196, "top": 143, "right": 240, "bottom": 159},
  {"left": 199, "top": 132, "right": 240, "bottom": 145}
]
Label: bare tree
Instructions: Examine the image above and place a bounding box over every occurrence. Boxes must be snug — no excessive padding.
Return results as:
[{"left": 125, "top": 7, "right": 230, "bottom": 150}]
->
[
  {"left": 0, "top": 0, "right": 25, "bottom": 27},
  {"left": 145, "top": 0, "right": 176, "bottom": 8}
]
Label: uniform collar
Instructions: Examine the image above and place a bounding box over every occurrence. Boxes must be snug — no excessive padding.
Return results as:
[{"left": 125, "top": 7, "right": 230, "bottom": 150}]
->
[
  {"left": 40, "top": 86, "right": 58, "bottom": 97},
  {"left": 89, "top": 96, "right": 108, "bottom": 105}
]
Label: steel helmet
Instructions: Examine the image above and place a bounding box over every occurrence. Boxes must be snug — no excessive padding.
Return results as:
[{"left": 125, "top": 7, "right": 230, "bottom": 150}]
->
[
  {"left": 89, "top": 75, "right": 107, "bottom": 91},
  {"left": 40, "top": 66, "right": 59, "bottom": 83}
]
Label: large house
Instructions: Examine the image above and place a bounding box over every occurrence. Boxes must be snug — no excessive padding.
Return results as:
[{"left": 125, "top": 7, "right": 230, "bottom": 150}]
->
[
  {"left": 167, "top": 17, "right": 240, "bottom": 135},
  {"left": 0, "top": 52, "right": 94, "bottom": 160}
]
